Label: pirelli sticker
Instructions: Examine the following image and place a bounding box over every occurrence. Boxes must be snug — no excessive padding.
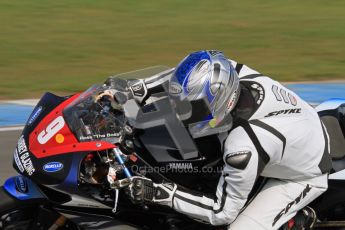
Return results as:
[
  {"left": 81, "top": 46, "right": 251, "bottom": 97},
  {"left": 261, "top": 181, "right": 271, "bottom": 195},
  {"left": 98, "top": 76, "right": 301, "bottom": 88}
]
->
[{"left": 14, "top": 136, "right": 35, "bottom": 176}]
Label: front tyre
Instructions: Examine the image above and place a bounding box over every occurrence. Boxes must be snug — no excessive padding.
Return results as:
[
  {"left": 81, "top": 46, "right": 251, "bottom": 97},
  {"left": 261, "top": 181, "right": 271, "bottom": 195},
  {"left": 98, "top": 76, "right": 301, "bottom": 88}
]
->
[{"left": 0, "top": 186, "right": 38, "bottom": 230}]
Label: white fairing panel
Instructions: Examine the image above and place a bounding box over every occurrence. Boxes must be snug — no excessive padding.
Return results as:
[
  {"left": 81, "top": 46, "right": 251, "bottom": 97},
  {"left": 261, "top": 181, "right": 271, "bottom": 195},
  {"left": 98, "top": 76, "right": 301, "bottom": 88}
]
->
[
  {"left": 316, "top": 99, "right": 345, "bottom": 112},
  {"left": 329, "top": 169, "right": 345, "bottom": 180}
]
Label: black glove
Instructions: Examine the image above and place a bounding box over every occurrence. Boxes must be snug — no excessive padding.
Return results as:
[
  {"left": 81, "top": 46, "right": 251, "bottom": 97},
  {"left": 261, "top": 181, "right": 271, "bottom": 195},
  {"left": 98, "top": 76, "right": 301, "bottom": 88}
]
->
[
  {"left": 104, "top": 77, "right": 128, "bottom": 92},
  {"left": 102, "top": 77, "right": 130, "bottom": 105},
  {"left": 125, "top": 176, "right": 177, "bottom": 207}
]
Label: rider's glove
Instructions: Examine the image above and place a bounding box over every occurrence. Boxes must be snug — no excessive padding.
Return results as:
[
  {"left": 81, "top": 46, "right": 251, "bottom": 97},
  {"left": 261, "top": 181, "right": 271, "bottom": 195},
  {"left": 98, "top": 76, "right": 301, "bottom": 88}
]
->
[
  {"left": 103, "top": 77, "right": 131, "bottom": 104},
  {"left": 125, "top": 176, "right": 177, "bottom": 207}
]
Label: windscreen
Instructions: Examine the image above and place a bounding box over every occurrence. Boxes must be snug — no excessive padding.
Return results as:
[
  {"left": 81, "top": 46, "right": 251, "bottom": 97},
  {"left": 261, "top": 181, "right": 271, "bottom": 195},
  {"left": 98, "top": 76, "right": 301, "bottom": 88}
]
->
[{"left": 63, "top": 85, "right": 125, "bottom": 143}]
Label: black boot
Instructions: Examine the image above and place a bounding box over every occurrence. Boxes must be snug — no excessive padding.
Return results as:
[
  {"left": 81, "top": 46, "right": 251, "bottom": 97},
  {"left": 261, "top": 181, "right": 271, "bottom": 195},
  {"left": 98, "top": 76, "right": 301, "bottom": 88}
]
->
[{"left": 281, "top": 206, "right": 317, "bottom": 230}]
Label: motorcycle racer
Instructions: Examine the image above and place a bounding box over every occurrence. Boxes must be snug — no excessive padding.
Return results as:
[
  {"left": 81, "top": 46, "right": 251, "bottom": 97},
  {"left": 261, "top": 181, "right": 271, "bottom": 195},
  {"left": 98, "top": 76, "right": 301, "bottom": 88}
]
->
[{"left": 111, "top": 50, "right": 332, "bottom": 230}]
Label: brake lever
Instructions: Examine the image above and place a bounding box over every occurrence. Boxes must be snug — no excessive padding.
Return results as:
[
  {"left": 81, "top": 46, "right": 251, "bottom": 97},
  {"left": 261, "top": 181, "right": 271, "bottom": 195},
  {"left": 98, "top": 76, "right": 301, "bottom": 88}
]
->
[{"left": 110, "top": 176, "right": 150, "bottom": 211}]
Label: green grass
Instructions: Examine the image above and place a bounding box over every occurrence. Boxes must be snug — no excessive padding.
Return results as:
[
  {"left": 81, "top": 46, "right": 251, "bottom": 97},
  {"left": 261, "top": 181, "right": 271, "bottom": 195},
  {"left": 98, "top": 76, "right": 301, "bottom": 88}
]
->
[{"left": 0, "top": 0, "right": 345, "bottom": 99}]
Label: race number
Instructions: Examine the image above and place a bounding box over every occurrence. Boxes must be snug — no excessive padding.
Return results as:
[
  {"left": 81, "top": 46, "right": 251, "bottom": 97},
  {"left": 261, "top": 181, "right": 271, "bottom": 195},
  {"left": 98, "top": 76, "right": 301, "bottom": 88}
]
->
[{"left": 37, "top": 116, "right": 65, "bottom": 144}]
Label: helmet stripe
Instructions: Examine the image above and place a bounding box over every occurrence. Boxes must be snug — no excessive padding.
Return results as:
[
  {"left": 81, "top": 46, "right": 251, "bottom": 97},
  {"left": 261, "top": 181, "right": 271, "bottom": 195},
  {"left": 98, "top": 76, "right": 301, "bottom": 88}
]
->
[{"left": 175, "top": 51, "right": 210, "bottom": 85}]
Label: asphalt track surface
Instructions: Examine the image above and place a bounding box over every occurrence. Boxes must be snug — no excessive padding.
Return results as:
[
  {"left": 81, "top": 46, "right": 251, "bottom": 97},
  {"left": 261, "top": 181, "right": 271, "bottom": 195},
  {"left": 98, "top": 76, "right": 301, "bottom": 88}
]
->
[{"left": 0, "top": 129, "right": 21, "bottom": 185}]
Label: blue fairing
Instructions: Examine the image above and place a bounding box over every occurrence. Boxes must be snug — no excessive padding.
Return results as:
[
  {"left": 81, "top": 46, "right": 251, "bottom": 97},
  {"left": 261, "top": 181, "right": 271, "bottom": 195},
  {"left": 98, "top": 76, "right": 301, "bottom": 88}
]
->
[
  {"left": 3, "top": 176, "right": 45, "bottom": 200},
  {"left": 59, "top": 153, "right": 85, "bottom": 192}
]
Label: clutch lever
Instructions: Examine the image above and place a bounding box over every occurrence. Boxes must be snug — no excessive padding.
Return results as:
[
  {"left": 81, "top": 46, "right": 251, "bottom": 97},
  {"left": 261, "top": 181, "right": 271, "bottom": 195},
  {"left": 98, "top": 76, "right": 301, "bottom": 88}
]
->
[{"left": 110, "top": 177, "right": 131, "bottom": 189}]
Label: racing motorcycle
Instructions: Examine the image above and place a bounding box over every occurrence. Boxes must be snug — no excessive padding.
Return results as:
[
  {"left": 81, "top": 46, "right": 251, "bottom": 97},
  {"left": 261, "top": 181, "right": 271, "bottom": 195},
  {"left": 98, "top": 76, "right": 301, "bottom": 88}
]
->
[{"left": 0, "top": 66, "right": 345, "bottom": 230}]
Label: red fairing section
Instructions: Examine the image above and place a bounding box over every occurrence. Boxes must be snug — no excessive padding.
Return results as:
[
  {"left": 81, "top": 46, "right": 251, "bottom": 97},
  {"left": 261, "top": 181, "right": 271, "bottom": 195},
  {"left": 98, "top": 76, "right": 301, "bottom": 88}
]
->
[{"left": 29, "top": 94, "right": 116, "bottom": 159}]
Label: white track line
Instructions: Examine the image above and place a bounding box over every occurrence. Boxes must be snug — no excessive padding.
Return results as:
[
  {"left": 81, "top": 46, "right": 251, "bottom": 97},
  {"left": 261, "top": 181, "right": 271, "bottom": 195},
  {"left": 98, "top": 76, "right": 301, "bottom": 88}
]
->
[
  {"left": 1, "top": 99, "right": 38, "bottom": 106},
  {"left": 0, "top": 126, "right": 24, "bottom": 132}
]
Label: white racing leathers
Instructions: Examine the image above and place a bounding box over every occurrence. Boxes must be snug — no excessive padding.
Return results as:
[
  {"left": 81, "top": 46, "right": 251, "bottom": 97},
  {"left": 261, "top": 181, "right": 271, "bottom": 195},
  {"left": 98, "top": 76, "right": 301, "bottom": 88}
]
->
[{"left": 172, "top": 61, "right": 332, "bottom": 229}]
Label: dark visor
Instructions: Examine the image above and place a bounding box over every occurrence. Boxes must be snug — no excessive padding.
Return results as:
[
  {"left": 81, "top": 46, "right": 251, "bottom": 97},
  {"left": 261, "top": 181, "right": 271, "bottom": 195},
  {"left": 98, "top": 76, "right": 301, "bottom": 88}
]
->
[{"left": 179, "top": 98, "right": 213, "bottom": 126}]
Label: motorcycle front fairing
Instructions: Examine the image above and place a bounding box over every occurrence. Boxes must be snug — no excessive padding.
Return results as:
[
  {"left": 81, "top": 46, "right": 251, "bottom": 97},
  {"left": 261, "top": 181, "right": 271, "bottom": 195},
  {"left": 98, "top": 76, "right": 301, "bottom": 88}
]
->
[
  {"left": 12, "top": 89, "right": 117, "bottom": 187},
  {"left": 4, "top": 88, "right": 129, "bottom": 227},
  {"left": 12, "top": 92, "right": 78, "bottom": 186}
]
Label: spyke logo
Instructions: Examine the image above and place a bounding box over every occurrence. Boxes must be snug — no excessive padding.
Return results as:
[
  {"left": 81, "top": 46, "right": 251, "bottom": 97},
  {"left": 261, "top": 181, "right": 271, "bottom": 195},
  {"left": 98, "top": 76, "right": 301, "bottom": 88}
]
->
[
  {"left": 265, "top": 108, "right": 301, "bottom": 117},
  {"left": 272, "top": 184, "right": 312, "bottom": 227}
]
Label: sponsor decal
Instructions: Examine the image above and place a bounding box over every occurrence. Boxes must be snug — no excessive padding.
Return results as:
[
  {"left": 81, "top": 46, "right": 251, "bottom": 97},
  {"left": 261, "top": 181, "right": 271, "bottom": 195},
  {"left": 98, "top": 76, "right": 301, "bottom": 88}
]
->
[
  {"left": 208, "top": 50, "right": 222, "bottom": 56},
  {"left": 43, "top": 162, "right": 64, "bottom": 172},
  {"left": 28, "top": 106, "right": 43, "bottom": 125},
  {"left": 169, "top": 82, "right": 183, "bottom": 95},
  {"left": 132, "top": 83, "right": 142, "bottom": 91},
  {"left": 265, "top": 108, "right": 302, "bottom": 117},
  {"left": 273, "top": 184, "right": 311, "bottom": 226},
  {"left": 17, "top": 135, "right": 28, "bottom": 154},
  {"left": 15, "top": 176, "right": 28, "bottom": 193},
  {"left": 20, "top": 152, "right": 35, "bottom": 176},
  {"left": 13, "top": 149, "right": 24, "bottom": 173},
  {"left": 251, "top": 83, "right": 265, "bottom": 105},
  {"left": 16, "top": 136, "right": 35, "bottom": 176},
  {"left": 227, "top": 90, "right": 238, "bottom": 111},
  {"left": 131, "top": 82, "right": 146, "bottom": 97},
  {"left": 79, "top": 132, "right": 121, "bottom": 141},
  {"left": 168, "top": 162, "right": 193, "bottom": 170},
  {"left": 55, "top": 133, "right": 65, "bottom": 144}
]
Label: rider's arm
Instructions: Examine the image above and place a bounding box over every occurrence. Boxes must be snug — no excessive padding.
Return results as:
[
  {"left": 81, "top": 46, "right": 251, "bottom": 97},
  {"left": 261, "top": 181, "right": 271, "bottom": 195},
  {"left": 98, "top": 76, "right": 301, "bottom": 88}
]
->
[
  {"left": 128, "top": 68, "right": 173, "bottom": 104},
  {"left": 228, "top": 59, "right": 262, "bottom": 79},
  {"left": 105, "top": 60, "right": 258, "bottom": 105},
  {"left": 172, "top": 126, "right": 269, "bottom": 226},
  {"left": 104, "top": 68, "right": 174, "bottom": 105}
]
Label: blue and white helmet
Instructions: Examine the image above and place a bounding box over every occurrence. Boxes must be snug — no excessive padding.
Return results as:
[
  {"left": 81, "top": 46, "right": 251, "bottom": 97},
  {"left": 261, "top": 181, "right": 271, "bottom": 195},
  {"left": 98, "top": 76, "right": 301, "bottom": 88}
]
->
[{"left": 169, "top": 50, "right": 240, "bottom": 138}]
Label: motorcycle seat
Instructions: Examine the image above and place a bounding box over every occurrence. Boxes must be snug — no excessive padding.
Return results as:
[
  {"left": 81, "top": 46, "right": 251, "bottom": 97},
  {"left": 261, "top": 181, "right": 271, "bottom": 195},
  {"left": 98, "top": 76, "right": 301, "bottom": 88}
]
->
[{"left": 321, "top": 115, "right": 345, "bottom": 160}]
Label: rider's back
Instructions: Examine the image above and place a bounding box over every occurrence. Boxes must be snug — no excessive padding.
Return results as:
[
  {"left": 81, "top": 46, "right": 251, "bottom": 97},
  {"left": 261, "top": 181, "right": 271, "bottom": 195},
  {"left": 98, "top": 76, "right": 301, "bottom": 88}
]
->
[{"left": 227, "top": 59, "right": 331, "bottom": 180}]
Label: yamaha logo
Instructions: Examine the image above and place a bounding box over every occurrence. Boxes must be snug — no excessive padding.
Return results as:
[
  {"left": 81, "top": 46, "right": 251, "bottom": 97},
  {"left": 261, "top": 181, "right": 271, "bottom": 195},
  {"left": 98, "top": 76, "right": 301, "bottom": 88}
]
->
[{"left": 168, "top": 162, "right": 193, "bottom": 170}]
